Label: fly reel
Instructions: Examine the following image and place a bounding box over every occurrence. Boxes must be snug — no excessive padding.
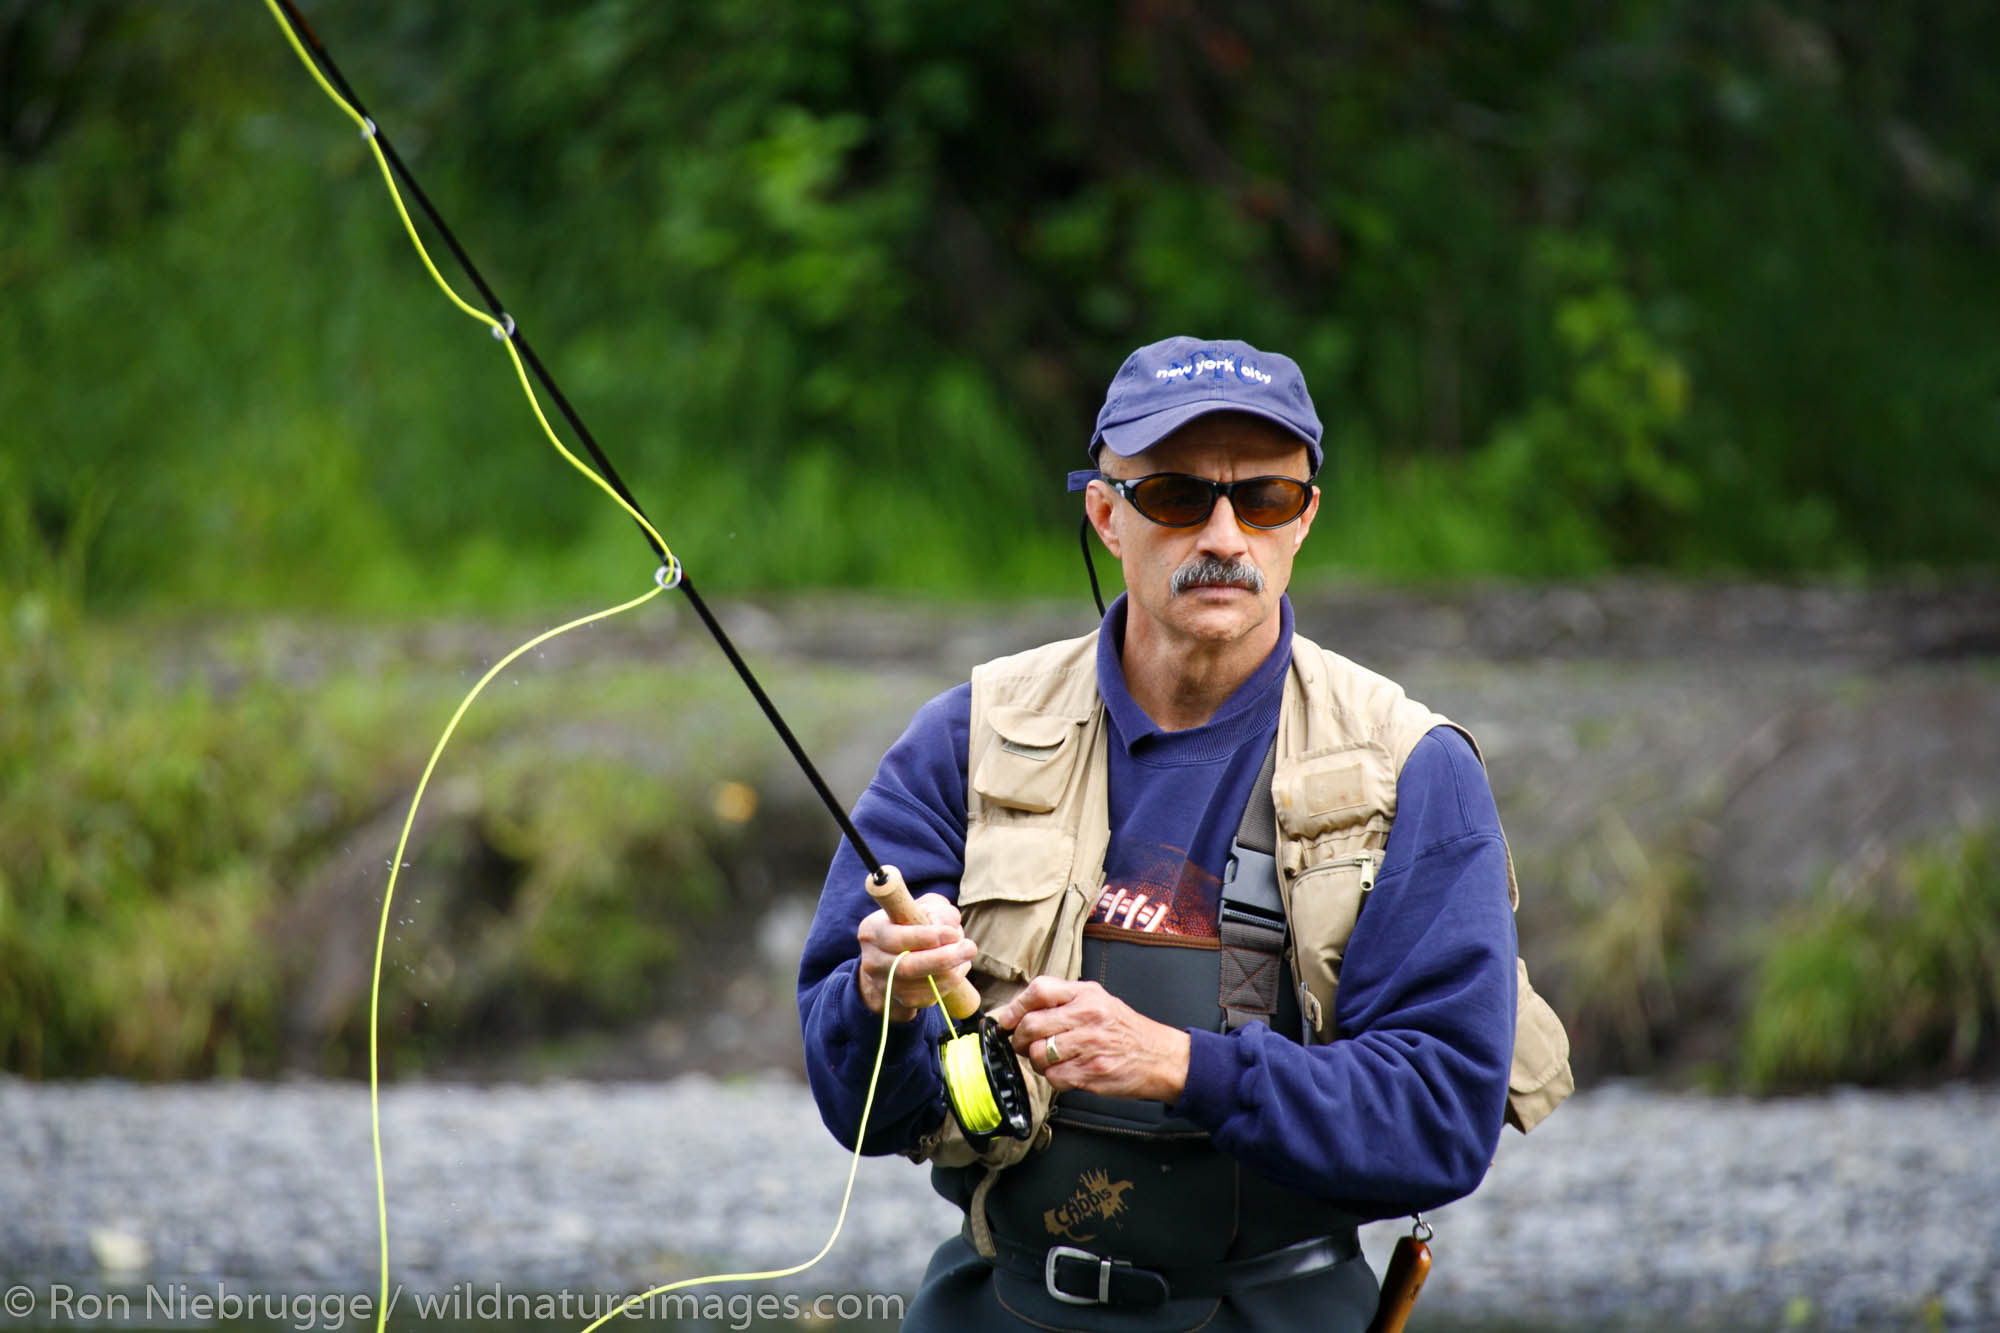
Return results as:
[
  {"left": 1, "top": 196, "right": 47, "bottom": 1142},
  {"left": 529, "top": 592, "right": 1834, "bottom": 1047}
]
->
[
  {"left": 938, "top": 1014, "right": 1034, "bottom": 1146},
  {"left": 864, "top": 867, "right": 1034, "bottom": 1147}
]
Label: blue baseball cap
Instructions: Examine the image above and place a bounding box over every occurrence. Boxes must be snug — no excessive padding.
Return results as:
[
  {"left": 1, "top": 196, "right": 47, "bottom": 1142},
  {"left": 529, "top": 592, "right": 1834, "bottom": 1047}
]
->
[{"left": 1089, "top": 336, "right": 1322, "bottom": 473}]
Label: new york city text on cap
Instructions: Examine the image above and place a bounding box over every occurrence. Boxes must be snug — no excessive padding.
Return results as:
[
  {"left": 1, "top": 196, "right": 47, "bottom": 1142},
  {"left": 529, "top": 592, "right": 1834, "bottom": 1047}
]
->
[{"left": 1089, "top": 335, "right": 1324, "bottom": 473}]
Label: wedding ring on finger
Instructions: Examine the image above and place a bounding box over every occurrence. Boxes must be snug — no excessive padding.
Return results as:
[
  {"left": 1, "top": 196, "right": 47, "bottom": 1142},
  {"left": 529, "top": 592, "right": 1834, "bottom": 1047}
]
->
[{"left": 1046, "top": 1036, "right": 1064, "bottom": 1066}]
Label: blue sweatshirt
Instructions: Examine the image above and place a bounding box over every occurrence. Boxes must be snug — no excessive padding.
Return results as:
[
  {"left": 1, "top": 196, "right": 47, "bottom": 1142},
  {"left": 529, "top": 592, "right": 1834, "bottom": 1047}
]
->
[{"left": 796, "top": 596, "right": 1516, "bottom": 1217}]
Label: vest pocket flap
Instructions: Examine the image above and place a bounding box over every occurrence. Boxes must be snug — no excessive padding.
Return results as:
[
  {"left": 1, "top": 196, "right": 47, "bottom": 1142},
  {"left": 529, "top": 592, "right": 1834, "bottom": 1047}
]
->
[
  {"left": 958, "top": 823, "right": 1075, "bottom": 984},
  {"left": 1273, "top": 748, "right": 1396, "bottom": 841},
  {"left": 1505, "top": 959, "right": 1575, "bottom": 1133},
  {"left": 972, "top": 706, "right": 1086, "bottom": 814},
  {"left": 959, "top": 822, "right": 1073, "bottom": 905},
  {"left": 985, "top": 704, "right": 1078, "bottom": 750}
]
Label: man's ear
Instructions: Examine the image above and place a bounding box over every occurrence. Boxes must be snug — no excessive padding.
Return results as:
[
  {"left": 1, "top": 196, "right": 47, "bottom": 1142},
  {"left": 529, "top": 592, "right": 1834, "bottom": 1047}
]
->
[
  {"left": 1084, "top": 479, "right": 1123, "bottom": 558},
  {"left": 1291, "top": 485, "right": 1321, "bottom": 552}
]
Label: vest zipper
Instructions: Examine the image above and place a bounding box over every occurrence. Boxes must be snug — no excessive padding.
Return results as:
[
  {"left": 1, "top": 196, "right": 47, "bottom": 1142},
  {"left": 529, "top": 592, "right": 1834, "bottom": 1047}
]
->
[{"left": 1319, "top": 850, "right": 1377, "bottom": 892}]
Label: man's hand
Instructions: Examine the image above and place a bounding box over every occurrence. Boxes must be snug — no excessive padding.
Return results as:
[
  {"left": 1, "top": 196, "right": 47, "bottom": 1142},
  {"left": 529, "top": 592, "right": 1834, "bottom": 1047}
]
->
[
  {"left": 856, "top": 892, "right": 978, "bottom": 1023},
  {"left": 990, "top": 977, "right": 1192, "bottom": 1104}
]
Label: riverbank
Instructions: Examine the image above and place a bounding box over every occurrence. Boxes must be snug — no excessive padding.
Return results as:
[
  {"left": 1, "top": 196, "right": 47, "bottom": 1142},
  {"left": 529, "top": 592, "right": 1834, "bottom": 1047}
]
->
[
  {"left": 15, "top": 576, "right": 1996, "bottom": 1089},
  {"left": 4, "top": 1075, "right": 1993, "bottom": 1329}
]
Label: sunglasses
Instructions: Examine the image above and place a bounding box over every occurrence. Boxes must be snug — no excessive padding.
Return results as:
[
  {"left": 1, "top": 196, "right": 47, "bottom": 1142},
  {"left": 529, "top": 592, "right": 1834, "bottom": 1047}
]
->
[{"left": 1102, "top": 472, "right": 1315, "bottom": 529}]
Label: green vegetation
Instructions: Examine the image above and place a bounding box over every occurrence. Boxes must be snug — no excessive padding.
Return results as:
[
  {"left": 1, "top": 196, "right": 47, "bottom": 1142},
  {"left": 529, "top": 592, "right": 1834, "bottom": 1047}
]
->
[
  {"left": 0, "top": 602, "right": 366, "bottom": 1076},
  {"left": 0, "top": 497, "right": 895, "bottom": 1077},
  {"left": 6, "top": 2, "right": 1999, "bottom": 615},
  {"left": 1740, "top": 826, "right": 2000, "bottom": 1090},
  {"left": 6, "top": 5, "right": 1998, "bottom": 1085},
  {"left": 1552, "top": 808, "right": 1704, "bottom": 1075}
]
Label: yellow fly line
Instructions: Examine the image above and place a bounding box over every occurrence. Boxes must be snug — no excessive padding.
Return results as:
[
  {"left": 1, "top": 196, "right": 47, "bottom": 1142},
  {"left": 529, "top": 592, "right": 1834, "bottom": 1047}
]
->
[
  {"left": 568, "top": 955, "right": 940, "bottom": 1333},
  {"left": 259, "top": 3, "right": 972, "bottom": 1329},
  {"left": 259, "top": 0, "right": 678, "bottom": 585},
  {"left": 940, "top": 1028, "right": 1005, "bottom": 1136},
  {"left": 367, "top": 586, "right": 938, "bottom": 1333},
  {"left": 365, "top": 589, "right": 660, "bottom": 1328}
]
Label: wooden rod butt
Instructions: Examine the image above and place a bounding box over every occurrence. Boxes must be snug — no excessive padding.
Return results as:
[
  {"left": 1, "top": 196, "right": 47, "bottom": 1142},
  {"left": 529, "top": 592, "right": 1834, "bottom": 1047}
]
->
[{"left": 1364, "top": 1235, "right": 1431, "bottom": 1333}]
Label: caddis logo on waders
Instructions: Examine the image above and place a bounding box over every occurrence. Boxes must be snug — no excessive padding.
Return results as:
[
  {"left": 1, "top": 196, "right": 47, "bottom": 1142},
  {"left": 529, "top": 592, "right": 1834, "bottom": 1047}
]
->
[{"left": 1042, "top": 1168, "right": 1134, "bottom": 1243}]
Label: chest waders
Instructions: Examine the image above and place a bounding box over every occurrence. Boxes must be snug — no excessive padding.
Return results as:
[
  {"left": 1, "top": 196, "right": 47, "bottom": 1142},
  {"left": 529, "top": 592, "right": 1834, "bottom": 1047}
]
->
[{"left": 931, "top": 744, "right": 1380, "bottom": 1329}]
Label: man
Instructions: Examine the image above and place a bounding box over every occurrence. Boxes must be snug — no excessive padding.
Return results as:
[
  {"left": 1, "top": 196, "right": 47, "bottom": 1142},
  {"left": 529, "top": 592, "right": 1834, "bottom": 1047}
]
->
[{"left": 797, "top": 336, "right": 1566, "bottom": 1331}]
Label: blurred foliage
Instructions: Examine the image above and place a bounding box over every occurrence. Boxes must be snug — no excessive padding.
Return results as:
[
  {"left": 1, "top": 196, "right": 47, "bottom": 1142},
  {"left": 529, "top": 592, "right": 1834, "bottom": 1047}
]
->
[
  {"left": 1740, "top": 825, "right": 2000, "bottom": 1090},
  {"left": 0, "top": 500, "right": 887, "bottom": 1077},
  {"left": 0, "top": 526, "right": 361, "bottom": 1075},
  {"left": 1550, "top": 807, "right": 1703, "bottom": 1076},
  {"left": 3, "top": 0, "right": 1998, "bottom": 612}
]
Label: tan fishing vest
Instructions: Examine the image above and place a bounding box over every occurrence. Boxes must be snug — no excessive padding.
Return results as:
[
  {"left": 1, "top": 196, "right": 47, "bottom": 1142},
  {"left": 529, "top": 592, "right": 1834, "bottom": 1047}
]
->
[{"left": 917, "top": 627, "right": 1573, "bottom": 1176}]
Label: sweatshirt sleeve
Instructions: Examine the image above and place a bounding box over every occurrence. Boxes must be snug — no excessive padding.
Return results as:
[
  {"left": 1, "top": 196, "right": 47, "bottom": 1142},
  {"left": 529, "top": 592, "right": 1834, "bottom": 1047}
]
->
[
  {"left": 796, "top": 683, "right": 972, "bottom": 1154},
  {"left": 1173, "top": 725, "right": 1517, "bottom": 1216}
]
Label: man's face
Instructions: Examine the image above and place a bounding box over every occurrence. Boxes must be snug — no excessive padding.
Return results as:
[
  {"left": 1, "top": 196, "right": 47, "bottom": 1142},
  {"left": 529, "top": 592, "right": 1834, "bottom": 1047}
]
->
[{"left": 1084, "top": 412, "right": 1320, "bottom": 654}]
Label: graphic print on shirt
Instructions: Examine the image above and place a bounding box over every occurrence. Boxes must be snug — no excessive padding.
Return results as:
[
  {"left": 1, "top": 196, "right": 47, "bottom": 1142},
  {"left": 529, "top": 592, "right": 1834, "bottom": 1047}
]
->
[{"left": 1087, "top": 837, "right": 1222, "bottom": 939}]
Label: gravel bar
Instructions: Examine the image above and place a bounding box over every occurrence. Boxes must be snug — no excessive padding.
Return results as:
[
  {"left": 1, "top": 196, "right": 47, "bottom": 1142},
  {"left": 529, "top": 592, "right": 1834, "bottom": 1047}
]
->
[{"left": 4, "top": 1076, "right": 1995, "bottom": 1328}]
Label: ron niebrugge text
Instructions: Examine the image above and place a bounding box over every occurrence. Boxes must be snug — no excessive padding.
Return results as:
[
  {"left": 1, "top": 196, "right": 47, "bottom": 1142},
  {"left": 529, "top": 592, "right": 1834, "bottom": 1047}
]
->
[{"left": 11, "top": 1281, "right": 904, "bottom": 1330}]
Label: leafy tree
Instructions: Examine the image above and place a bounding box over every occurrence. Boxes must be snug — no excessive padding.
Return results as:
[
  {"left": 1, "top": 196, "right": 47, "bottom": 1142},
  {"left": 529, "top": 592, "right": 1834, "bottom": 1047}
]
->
[{"left": 4, "top": 0, "right": 1996, "bottom": 609}]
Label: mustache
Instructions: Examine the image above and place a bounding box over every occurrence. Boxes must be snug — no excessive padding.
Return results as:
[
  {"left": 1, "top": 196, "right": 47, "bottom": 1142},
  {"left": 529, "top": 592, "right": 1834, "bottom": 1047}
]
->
[{"left": 1170, "top": 556, "right": 1266, "bottom": 597}]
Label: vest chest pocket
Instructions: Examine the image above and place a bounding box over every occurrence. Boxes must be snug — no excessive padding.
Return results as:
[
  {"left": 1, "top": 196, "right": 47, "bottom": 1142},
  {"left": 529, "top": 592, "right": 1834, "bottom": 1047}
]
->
[
  {"left": 1284, "top": 848, "right": 1378, "bottom": 1040},
  {"left": 972, "top": 705, "right": 1084, "bottom": 813},
  {"left": 962, "top": 705, "right": 1090, "bottom": 986},
  {"left": 1273, "top": 746, "right": 1399, "bottom": 1041}
]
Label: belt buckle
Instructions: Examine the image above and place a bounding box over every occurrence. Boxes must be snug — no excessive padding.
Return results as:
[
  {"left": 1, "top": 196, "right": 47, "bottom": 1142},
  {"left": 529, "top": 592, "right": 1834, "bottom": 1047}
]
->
[{"left": 1044, "top": 1245, "right": 1114, "bottom": 1305}]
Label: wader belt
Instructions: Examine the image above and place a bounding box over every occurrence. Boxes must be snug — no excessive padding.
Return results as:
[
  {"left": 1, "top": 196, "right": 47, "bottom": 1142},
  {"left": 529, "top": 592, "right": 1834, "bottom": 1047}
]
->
[{"left": 982, "top": 1231, "right": 1359, "bottom": 1309}]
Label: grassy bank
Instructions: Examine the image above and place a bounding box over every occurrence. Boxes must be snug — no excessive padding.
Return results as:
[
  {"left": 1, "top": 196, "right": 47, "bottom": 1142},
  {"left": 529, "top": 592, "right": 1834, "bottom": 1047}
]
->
[
  {"left": 8, "top": 580, "right": 1999, "bottom": 1088},
  {"left": 0, "top": 582, "right": 906, "bottom": 1080},
  {"left": 1741, "top": 826, "right": 2000, "bottom": 1090}
]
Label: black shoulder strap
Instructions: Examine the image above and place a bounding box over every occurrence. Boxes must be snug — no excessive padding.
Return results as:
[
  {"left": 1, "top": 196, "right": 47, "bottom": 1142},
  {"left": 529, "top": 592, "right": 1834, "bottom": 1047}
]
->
[
  {"left": 1218, "top": 739, "right": 1284, "bottom": 1030},
  {"left": 1237, "top": 736, "right": 1279, "bottom": 855}
]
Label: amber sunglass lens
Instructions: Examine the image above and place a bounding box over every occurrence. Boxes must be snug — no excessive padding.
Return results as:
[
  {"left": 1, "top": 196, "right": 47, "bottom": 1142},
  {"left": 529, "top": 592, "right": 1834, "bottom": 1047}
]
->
[
  {"left": 1235, "top": 479, "right": 1308, "bottom": 527},
  {"left": 1131, "top": 476, "right": 1215, "bottom": 526}
]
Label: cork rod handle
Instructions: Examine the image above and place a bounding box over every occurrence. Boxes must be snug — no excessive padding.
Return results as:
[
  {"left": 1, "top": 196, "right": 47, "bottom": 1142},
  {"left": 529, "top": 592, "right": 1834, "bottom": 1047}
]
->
[{"left": 865, "top": 865, "right": 982, "bottom": 1020}]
